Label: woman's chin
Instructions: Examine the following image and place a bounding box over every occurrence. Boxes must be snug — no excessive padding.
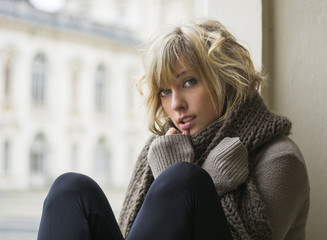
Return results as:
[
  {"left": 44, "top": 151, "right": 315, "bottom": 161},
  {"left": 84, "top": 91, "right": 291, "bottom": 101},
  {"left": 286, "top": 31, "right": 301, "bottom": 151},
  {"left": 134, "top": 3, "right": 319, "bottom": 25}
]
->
[{"left": 189, "top": 128, "right": 199, "bottom": 136}]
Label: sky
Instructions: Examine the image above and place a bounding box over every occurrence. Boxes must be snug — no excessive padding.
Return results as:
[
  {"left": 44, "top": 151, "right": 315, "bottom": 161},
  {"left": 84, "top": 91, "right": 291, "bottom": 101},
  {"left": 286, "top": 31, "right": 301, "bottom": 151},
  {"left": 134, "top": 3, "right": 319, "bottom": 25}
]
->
[{"left": 29, "top": 0, "right": 66, "bottom": 13}]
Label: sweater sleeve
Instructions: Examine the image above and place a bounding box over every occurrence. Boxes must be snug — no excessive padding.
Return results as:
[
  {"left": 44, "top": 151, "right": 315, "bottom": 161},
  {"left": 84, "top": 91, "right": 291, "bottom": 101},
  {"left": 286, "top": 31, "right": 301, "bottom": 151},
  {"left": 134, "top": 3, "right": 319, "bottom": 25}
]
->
[
  {"left": 201, "top": 137, "right": 249, "bottom": 196},
  {"left": 254, "top": 136, "right": 310, "bottom": 240},
  {"left": 147, "top": 134, "right": 194, "bottom": 178}
]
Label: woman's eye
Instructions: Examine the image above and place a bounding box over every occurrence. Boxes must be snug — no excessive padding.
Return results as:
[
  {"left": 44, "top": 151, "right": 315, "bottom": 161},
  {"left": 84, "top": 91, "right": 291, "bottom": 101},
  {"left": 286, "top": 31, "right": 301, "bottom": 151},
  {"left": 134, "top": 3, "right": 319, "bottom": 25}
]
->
[
  {"left": 184, "top": 78, "right": 197, "bottom": 87},
  {"left": 159, "top": 89, "right": 171, "bottom": 97}
]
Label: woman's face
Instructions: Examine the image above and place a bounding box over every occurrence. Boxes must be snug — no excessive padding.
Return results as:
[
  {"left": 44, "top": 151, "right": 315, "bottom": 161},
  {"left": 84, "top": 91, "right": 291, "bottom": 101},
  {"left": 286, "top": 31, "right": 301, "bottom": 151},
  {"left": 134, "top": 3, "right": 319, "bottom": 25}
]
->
[{"left": 159, "top": 65, "right": 219, "bottom": 135}]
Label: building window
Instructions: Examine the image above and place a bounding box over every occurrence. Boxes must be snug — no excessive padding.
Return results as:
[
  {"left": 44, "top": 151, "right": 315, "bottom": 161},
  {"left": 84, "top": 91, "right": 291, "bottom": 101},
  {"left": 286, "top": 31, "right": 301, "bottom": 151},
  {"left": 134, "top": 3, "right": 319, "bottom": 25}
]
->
[
  {"left": 31, "top": 53, "right": 47, "bottom": 106},
  {"left": 30, "top": 133, "right": 47, "bottom": 176},
  {"left": 94, "top": 137, "right": 109, "bottom": 184},
  {"left": 71, "top": 69, "right": 79, "bottom": 113},
  {"left": 3, "top": 141, "right": 11, "bottom": 174},
  {"left": 4, "top": 59, "right": 12, "bottom": 101},
  {"left": 95, "top": 65, "right": 106, "bottom": 112}
]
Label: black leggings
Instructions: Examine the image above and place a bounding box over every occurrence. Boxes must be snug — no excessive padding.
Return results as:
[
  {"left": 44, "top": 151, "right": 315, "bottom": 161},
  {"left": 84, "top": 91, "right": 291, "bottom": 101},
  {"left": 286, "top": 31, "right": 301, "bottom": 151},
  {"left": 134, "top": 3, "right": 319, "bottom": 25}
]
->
[{"left": 37, "top": 162, "right": 232, "bottom": 240}]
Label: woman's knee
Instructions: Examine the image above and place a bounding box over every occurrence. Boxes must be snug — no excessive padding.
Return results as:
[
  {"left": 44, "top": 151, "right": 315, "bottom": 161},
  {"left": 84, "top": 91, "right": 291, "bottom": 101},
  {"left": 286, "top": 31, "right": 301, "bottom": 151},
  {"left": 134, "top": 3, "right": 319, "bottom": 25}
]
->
[
  {"left": 154, "top": 162, "right": 214, "bottom": 194},
  {"left": 162, "top": 162, "right": 211, "bottom": 183},
  {"left": 47, "top": 172, "right": 99, "bottom": 201}
]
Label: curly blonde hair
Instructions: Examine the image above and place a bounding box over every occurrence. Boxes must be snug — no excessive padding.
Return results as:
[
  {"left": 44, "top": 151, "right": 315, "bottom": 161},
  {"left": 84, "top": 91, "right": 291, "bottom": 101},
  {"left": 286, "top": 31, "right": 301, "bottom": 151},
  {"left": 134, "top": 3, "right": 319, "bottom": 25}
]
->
[{"left": 137, "top": 19, "right": 265, "bottom": 135}]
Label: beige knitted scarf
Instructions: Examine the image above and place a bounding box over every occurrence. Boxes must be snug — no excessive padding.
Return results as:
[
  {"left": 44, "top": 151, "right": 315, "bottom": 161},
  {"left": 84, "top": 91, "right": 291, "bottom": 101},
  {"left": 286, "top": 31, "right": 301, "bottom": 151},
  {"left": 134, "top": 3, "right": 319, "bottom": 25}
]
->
[{"left": 118, "top": 93, "right": 292, "bottom": 239}]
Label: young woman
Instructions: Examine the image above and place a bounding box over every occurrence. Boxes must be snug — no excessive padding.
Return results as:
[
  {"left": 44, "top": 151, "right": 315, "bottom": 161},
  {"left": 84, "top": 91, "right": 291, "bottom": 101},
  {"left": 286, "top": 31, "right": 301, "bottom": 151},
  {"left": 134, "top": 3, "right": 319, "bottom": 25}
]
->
[{"left": 37, "top": 19, "right": 310, "bottom": 240}]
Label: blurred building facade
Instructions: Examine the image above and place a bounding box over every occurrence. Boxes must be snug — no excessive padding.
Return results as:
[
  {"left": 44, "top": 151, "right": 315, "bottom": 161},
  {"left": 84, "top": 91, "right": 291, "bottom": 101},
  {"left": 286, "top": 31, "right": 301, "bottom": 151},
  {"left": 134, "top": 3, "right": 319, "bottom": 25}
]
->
[
  {"left": 0, "top": 0, "right": 137, "bottom": 190},
  {"left": 0, "top": 0, "right": 199, "bottom": 190}
]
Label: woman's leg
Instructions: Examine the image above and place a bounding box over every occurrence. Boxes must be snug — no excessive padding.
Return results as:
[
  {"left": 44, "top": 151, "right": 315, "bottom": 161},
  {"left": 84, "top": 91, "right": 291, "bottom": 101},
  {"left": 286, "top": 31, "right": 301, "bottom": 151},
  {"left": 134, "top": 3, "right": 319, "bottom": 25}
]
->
[
  {"left": 37, "top": 172, "right": 123, "bottom": 240},
  {"left": 127, "top": 162, "right": 232, "bottom": 240}
]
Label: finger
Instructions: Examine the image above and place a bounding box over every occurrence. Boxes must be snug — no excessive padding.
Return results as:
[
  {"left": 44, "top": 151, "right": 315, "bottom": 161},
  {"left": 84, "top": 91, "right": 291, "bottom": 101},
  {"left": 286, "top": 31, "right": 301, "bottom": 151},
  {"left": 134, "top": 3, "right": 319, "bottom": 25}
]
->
[
  {"left": 182, "top": 129, "right": 190, "bottom": 135},
  {"left": 166, "top": 127, "right": 180, "bottom": 135}
]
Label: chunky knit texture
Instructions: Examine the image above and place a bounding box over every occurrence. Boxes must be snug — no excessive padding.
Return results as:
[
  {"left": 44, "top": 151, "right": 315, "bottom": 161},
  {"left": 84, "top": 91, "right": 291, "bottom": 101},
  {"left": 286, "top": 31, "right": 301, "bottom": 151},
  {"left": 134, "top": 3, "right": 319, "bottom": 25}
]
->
[{"left": 118, "top": 93, "right": 292, "bottom": 239}]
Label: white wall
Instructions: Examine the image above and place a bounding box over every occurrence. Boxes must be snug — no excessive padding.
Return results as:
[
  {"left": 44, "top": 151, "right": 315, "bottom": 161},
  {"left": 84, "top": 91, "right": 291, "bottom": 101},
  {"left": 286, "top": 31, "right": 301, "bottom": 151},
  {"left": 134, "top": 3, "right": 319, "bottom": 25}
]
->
[
  {"left": 200, "top": 0, "right": 262, "bottom": 69},
  {"left": 262, "top": 0, "right": 327, "bottom": 238}
]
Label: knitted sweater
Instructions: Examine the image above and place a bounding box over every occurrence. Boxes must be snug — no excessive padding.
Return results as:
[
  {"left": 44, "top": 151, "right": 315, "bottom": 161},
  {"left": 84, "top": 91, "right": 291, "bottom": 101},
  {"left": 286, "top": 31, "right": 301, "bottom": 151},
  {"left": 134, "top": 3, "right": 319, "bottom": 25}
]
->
[{"left": 118, "top": 93, "right": 310, "bottom": 239}]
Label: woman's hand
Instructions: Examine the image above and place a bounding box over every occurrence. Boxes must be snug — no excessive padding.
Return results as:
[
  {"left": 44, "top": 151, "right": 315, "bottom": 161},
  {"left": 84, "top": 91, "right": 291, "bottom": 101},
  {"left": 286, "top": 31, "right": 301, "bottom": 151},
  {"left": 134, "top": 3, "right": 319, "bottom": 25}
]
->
[{"left": 166, "top": 127, "right": 190, "bottom": 135}]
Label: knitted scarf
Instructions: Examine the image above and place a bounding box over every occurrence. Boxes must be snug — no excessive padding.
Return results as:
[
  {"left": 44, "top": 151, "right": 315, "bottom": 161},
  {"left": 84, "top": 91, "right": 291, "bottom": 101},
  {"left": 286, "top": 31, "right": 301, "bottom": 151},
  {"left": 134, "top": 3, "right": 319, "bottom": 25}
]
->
[{"left": 118, "top": 93, "right": 292, "bottom": 239}]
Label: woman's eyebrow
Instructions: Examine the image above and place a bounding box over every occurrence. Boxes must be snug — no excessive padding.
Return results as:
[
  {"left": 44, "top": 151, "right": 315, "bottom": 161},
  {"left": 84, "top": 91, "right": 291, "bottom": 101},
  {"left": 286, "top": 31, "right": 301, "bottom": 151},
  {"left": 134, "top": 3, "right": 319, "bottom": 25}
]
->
[{"left": 176, "top": 71, "right": 188, "bottom": 79}]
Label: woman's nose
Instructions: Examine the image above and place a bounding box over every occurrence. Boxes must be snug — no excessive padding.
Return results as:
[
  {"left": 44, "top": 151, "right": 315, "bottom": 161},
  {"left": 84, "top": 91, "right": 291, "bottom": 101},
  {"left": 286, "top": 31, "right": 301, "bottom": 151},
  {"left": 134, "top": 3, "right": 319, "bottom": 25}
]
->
[{"left": 171, "top": 91, "right": 186, "bottom": 111}]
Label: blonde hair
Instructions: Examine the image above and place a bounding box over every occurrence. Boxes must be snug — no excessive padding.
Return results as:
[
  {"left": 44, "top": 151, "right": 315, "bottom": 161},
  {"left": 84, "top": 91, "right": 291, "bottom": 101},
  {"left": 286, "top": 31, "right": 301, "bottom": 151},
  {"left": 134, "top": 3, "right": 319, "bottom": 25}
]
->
[{"left": 137, "top": 19, "right": 265, "bottom": 135}]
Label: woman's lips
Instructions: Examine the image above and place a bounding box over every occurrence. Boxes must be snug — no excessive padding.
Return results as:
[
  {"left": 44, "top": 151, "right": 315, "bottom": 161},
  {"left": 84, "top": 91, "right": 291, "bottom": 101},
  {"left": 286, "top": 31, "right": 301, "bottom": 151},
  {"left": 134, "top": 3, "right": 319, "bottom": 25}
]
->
[{"left": 179, "top": 116, "right": 195, "bottom": 131}]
